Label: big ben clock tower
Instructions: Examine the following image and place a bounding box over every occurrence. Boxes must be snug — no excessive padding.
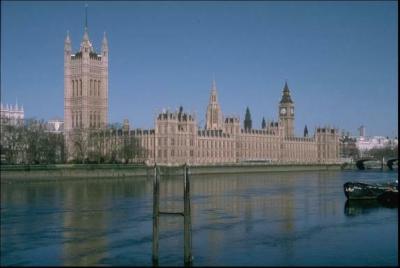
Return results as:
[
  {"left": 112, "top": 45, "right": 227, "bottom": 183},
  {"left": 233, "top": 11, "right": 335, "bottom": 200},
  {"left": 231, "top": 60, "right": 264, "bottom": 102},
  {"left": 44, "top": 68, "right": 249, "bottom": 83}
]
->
[{"left": 279, "top": 81, "right": 295, "bottom": 137}]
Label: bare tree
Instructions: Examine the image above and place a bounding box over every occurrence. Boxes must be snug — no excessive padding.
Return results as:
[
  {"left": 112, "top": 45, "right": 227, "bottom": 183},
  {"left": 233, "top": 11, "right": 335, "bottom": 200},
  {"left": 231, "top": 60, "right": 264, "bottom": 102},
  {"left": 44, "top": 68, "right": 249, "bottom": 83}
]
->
[
  {"left": 0, "top": 124, "right": 26, "bottom": 164},
  {"left": 1, "top": 118, "right": 65, "bottom": 164},
  {"left": 70, "top": 128, "right": 89, "bottom": 163}
]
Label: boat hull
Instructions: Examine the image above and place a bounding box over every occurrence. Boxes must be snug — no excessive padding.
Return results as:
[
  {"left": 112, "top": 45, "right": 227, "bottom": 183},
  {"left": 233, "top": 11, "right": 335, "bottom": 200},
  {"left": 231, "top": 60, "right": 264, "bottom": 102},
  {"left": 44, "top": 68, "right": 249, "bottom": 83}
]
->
[
  {"left": 377, "top": 190, "right": 398, "bottom": 207},
  {"left": 343, "top": 182, "right": 395, "bottom": 200}
]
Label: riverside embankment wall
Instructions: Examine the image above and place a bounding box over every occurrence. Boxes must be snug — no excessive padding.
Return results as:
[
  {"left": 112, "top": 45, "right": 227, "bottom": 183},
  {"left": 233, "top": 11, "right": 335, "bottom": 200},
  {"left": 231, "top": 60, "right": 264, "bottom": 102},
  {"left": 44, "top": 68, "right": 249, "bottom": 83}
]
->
[{"left": 1, "top": 163, "right": 343, "bottom": 182}]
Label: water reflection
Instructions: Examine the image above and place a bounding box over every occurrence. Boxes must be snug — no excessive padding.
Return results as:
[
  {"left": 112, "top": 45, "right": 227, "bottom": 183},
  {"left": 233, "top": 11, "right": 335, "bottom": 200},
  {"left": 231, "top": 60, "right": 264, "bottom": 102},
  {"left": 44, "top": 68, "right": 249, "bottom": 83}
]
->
[
  {"left": 344, "top": 196, "right": 398, "bottom": 217},
  {"left": 344, "top": 199, "right": 383, "bottom": 217},
  {"left": 61, "top": 182, "right": 109, "bottom": 265},
  {"left": 1, "top": 171, "right": 398, "bottom": 266}
]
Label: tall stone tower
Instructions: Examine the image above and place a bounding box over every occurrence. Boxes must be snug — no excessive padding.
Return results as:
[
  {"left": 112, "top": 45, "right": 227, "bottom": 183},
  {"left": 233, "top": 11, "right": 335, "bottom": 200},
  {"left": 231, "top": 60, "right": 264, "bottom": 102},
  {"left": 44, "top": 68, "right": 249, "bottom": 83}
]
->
[
  {"left": 278, "top": 82, "right": 295, "bottom": 137},
  {"left": 64, "top": 9, "right": 109, "bottom": 158},
  {"left": 205, "top": 79, "right": 223, "bottom": 130}
]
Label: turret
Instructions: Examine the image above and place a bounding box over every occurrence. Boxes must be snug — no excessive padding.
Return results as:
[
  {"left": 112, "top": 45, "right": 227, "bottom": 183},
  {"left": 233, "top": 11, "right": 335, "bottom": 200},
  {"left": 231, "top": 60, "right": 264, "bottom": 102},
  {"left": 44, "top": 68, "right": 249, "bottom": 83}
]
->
[
  {"left": 64, "top": 30, "right": 72, "bottom": 55},
  {"left": 80, "top": 28, "right": 93, "bottom": 53},
  {"left": 80, "top": 5, "right": 93, "bottom": 54},
  {"left": 244, "top": 106, "right": 252, "bottom": 131},
  {"left": 261, "top": 117, "right": 266, "bottom": 129},
  {"left": 278, "top": 81, "right": 295, "bottom": 137},
  {"left": 64, "top": 30, "right": 73, "bottom": 132},
  {"left": 102, "top": 32, "right": 108, "bottom": 57},
  {"left": 304, "top": 125, "right": 309, "bottom": 137},
  {"left": 205, "top": 78, "right": 224, "bottom": 130},
  {"left": 101, "top": 31, "right": 109, "bottom": 127}
]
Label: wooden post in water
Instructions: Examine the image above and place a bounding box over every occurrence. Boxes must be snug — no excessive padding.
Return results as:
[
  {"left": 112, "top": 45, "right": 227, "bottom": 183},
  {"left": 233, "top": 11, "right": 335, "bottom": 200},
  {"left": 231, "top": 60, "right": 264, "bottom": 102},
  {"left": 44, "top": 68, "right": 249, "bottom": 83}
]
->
[
  {"left": 183, "top": 164, "right": 193, "bottom": 266},
  {"left": 152, "top": 163, "right": 193, "bottom": 266},
  {"left": 152, "top": 164, "right": 160, "bottom": 266}
]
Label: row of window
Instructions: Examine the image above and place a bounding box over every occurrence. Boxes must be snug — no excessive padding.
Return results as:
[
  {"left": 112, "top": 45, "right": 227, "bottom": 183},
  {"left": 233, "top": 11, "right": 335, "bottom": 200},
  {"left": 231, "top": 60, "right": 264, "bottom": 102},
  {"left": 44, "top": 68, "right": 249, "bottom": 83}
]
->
[
  {"left": 71, "top": 79, "right": 101, "bottom": 97},
  {"left": 89, "top": 111, "right": 101, "bottom": 128},
  {"left": 157, "top": 137, "right": 195, "bottom": 147},
  {"left": 158, "top": 125, "right": 195, "bottom": 133},
  {"left": 72, "top": 80, "right": 82, "bottom": 97},
  {"left": 157, "top": 149, "right": 195, "bottom": 158},
  {"left": 72, "top": 112, "right": 82, "bottom": 128},
  {"left": 89, "top": 79, "right": 101, "bottom": 96},
  {"left": 155, "top": 149, "right": 234, "bottom": 159},
  {"left": 242, "top": 142, "right": 279, "bottom": 150},
  {"left": 199, "top": 150, "right": 234, "bottom": 158},
  {"left": 198, "top": 139, "right": 234, "bottom": 150},
  {"left": 243, "top": 151, "right": 278, "bottom": 159}
]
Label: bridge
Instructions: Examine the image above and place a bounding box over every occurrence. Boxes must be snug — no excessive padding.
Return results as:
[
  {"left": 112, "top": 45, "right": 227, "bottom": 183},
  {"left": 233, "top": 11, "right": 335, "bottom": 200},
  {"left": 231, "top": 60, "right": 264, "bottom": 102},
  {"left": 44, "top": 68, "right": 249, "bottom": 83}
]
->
[
  {"left": 355, "top": 158, "right": 398, "bottom": 170},
  {"left": 387, "top": 158, "right": 398, "bottom": 170}
]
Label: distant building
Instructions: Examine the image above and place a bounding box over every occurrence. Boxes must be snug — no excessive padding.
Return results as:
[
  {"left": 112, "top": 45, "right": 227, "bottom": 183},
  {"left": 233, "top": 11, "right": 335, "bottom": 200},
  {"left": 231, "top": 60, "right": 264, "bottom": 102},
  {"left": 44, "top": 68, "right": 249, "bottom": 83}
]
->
[
  {"left": 339, "top": 133, "right": 358, "bottom": 161},
  {"left": 358, "top": 125, "right": 366, "bottom": 137},
  {"left": 0, "top": 101, "right": 25, "bottom": 164},
  {"left": 0, "top": 101, "right": 24, "bottom": 126},
  {"left": 47, "top": 118, "right": 64, "bottom": 134},
  {"left": 356, "top": 136, "right": 397, "bottom": 155},
  {"left": 354, "top": 126, "right": 397, "bottom": 156}
]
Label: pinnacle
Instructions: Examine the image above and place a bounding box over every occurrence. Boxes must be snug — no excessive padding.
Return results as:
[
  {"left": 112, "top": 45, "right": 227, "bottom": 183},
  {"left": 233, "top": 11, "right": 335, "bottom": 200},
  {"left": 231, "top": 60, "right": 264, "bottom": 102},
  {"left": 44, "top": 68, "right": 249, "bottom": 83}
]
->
[
  {"left": 283, "top": 81, "right": 290, "bottom": 92},
  {"left": 65, "top": 30, "right": 71, "bottom": 43},
  {"left": 211, "top": 78, "right": 217, "bottom": 91}
]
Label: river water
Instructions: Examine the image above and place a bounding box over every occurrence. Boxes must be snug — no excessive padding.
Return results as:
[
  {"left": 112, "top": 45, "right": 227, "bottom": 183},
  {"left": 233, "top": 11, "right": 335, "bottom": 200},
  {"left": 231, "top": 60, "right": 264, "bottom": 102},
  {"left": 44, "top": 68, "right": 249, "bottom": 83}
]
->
[{"left": 1, "top": 170, "right": 398, "bottom": 266}]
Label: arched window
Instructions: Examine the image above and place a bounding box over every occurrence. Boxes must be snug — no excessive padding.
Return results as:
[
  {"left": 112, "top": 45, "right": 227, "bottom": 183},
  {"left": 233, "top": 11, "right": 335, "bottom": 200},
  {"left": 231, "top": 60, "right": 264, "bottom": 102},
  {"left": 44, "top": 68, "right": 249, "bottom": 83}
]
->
[
  {"left": 90, "top": 112, "right": 92, "bottom": 127},
  {"left": 90, "top": 80, "right": 92, "bottom": 96},
  {"left": 79, "top": 80, "right": 82, "bottom": 96},
  {"left": 98, "top": 81, "right": 100, "bottom": 96},
  {"left": 97, "top": 81, "right": 100, "bottom": 96},
  {"left": 72, "top": 80, "right": 75, "bottom": 96},
  {"left": 97, "top": 113, "right": 100, "bottom": 128},
  {"left": 94, "top": 80, "right": 97, "bottom": 97},
  {"left": 79, "top": 112, "right": 82, "bottom": 127}
]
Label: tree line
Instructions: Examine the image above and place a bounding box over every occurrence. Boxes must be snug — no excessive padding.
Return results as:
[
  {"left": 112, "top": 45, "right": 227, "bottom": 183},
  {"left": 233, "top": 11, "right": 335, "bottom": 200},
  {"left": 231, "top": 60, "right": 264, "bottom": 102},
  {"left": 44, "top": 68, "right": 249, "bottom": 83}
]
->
[
  {"left": 69, "top": 124, "right": 146, "bottom": 164},
  {"left": 0, "top": 119, "right": 145, "bottom": 165},
  {"left": 364, "top": 145, "right": 398, "bottom": 160},
  {"left": 0, "top": 119, "right": 65, "bottom": 164}
]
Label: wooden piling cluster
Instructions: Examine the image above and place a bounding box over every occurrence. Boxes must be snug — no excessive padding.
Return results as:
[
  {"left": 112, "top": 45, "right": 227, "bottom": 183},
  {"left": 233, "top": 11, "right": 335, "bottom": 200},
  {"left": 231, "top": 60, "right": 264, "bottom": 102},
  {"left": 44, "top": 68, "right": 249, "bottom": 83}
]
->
[{"left": 152, "top": 163, "right": 193, "bottom": 267}]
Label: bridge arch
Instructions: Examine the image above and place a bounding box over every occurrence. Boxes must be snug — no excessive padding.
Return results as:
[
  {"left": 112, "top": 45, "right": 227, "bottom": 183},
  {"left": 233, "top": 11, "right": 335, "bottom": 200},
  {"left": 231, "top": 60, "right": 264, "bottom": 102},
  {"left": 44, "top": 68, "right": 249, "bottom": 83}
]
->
[
  {"left": 387, "top": 158, "right": 398, "bottom": 170},
  {"left": 355, "top": 158, "right": 376, "bottom": 170}
]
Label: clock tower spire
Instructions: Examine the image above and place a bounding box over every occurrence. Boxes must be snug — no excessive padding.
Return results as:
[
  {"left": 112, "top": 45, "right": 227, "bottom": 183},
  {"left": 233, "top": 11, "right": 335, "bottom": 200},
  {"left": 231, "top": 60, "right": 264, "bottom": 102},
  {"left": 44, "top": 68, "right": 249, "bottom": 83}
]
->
[{"left": 278, "top": 81, "right": 295, "bottom": 137}]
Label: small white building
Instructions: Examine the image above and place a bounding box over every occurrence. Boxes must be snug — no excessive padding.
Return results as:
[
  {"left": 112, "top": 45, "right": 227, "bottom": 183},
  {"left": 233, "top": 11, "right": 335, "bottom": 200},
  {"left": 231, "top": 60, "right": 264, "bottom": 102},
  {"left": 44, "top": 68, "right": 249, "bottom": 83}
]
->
[
  {"left": 47, "top": 118, "right": 64, "bottom": 134},
  {"left": 0, "top": 101, "right": 24, "bottom": 126},
  {"left": 356, "top": 136, "right": 398, "bottom": 156}
]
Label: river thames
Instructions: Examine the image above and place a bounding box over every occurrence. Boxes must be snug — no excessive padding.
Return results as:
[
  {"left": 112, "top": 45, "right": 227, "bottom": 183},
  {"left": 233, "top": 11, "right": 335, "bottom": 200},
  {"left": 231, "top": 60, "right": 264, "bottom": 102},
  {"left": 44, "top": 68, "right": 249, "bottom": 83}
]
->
[{"left": 1, "top": 170, "right": 398, "bottom": 266}]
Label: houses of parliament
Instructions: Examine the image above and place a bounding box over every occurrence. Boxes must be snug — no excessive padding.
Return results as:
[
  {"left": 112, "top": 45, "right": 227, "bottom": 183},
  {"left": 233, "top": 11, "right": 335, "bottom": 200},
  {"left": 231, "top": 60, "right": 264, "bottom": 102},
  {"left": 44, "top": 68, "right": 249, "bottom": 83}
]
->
[{"left": 64, "top": 22, "right": 340, "bottom": 165}]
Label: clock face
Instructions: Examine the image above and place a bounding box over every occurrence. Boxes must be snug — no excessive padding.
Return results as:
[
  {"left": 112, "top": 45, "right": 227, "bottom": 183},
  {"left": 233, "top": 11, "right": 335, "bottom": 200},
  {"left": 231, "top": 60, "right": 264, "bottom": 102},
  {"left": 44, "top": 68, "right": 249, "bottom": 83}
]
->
[
  {"left": 290, "top": 107, "right": 294, "bottom": 115},
  {"left": 280, "top": 107, "right": 287, "bottom": 115}
]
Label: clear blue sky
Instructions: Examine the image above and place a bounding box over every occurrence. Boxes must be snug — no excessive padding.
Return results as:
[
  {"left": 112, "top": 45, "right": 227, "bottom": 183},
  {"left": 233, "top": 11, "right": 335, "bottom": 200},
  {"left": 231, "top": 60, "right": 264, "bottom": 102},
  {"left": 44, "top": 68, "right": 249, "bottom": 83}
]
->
[{"left": 1, "top": 1, "right": 398, "bottom": 137}]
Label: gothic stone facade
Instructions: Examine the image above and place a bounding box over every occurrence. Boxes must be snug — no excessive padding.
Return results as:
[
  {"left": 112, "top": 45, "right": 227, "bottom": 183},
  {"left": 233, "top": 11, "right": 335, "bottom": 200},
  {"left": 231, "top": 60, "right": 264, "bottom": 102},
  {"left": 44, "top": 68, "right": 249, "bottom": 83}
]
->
[
  {"left": 64, "top": 27, "right": 109, "bottom": 158},
  {"left": 129, "top": 81, "right": 340, "bottom": 165},
  {"left": 63, "top": 27, "right": 339, "bottom": 164},
  {"left": 0, "top": 102, "right": 24, "bottom": 126}
]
